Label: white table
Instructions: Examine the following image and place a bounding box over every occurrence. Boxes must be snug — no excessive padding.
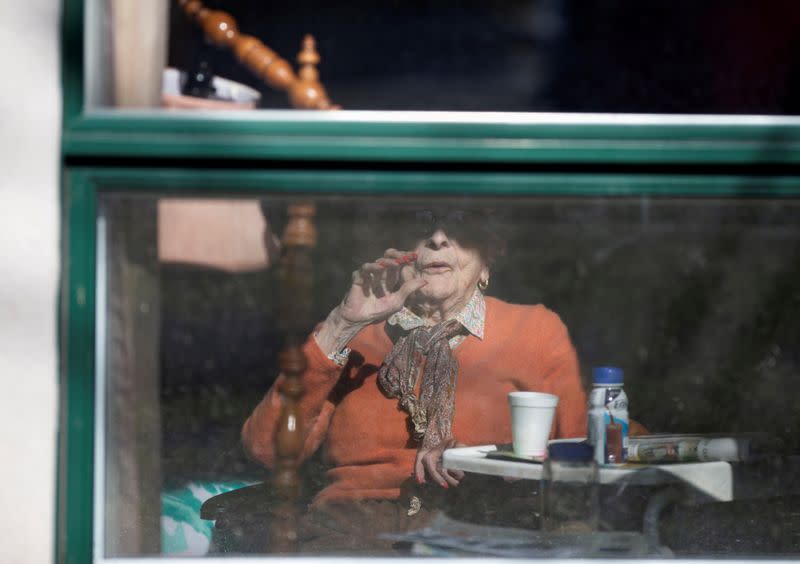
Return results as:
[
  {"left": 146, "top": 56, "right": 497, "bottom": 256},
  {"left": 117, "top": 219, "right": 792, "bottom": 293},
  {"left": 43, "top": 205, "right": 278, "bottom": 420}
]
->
[
  {"left": 443, "top": 444, "right": 733, "bottom": 502},
  {"left": 443, "top": 444, "right": 736, "bottom": 544}
]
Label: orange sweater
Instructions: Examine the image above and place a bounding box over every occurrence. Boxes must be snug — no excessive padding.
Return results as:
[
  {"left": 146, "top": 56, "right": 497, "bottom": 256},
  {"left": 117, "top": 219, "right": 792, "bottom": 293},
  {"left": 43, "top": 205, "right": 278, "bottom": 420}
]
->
[{"left": 242, "top": 297, "right": 587, "bottom": 504}]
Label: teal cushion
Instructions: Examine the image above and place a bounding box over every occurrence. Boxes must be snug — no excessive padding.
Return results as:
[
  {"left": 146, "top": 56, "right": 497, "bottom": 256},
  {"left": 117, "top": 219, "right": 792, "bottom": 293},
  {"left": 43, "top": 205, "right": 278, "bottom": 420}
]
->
[{"left": 161, "top": 480, "right": 255, "bottom": 555}]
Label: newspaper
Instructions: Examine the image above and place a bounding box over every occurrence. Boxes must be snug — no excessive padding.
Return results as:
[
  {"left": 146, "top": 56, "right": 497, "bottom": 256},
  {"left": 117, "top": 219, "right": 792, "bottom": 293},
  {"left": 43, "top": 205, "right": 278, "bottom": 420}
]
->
[{"left": 627, "top": 433, "right": 774, "bottom": 463}]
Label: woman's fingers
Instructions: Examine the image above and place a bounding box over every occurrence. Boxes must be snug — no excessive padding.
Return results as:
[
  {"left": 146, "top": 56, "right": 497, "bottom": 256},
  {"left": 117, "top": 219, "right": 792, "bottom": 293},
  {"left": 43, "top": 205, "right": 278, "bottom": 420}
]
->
[
  {"left": 357, "top": 256, "right": 423, "bottom": 301},
  {"left": 362, "top": 270, "right": 376, "bottom": 297},
  {"left": 396, "top": 277, "right": 427, "bottom": 301},
  {"left": 447, "top": 441, "right": 466, "bottom": 481},
  {"left": 424, "top": 451, "right": 460, "bottom": 488},
  {"left": 414, "top": 448, "right": 450, "bottom": 487},
  {"left": 373, "top": 259, "right": 403, "bottom": 292},
  {"left": 359, "top": 261, "right": 384, "bottom": 280},
  {"left": 440, "top": 439, "right": 464, "bottom": 483},
  {"left": 383, "top": 261, "right": 400, "bottom": 290},
  {"left": 414, "top": 440, "right": 462, "bottom": 488},
  {"left": 417, "top": 450, "right": 447, "bottom": 488},
  {"left": 383, "top": 248, "right": 409, "bottom": 260},
  {"left": 440, "top": 467, "right": 462, "bottom": 487},
  {"left": 384, "top": 249, "right": 418, "bottom": 283},
  {"left": 414, "top": 450, "right": 426, "bottom": 484},
  {"left": 357, "top": 261, "right": 388, "bottom": 297}
]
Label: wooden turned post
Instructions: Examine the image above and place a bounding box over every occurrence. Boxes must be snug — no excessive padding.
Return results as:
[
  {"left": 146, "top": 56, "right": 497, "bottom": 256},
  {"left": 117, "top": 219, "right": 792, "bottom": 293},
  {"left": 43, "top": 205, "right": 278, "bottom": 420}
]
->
[
  {"left": 289, "top": 35, "right": 336, "bottom": 110},
  {"left": 177, "top": 0, "right": 336, "bottom": 109},
  {"left": 270, "top": 203, "right": 317, "bottom": 552}
]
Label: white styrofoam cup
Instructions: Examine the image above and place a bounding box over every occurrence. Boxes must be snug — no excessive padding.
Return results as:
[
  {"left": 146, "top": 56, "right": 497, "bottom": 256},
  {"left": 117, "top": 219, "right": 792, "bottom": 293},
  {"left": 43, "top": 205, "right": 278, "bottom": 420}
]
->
[{"left": 508, "top": 391, "right": 559, "bottom": 457}]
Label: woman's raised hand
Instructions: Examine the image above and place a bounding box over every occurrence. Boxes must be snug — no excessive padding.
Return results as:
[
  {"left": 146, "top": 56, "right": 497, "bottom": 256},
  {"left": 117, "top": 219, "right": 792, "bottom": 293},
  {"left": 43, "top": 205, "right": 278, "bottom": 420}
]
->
[
  {"left": 315, "top": 249, "right": 427, "bottom": 356},
  {"left": 338, "top": 249, "right": 427, "bottom": 325}
]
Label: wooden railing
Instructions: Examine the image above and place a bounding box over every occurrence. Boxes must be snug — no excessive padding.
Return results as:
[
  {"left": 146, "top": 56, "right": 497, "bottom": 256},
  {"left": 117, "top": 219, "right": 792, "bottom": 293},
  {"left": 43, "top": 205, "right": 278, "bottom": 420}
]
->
[
  {"left": 270, "top": 203, "right": 317, "bottom": 551},
  {"left": 177, "top": 0, "right": 337, "bottom": 109},
  {"left": 176, "top": 1, "right": 329, "bottom": 545}
]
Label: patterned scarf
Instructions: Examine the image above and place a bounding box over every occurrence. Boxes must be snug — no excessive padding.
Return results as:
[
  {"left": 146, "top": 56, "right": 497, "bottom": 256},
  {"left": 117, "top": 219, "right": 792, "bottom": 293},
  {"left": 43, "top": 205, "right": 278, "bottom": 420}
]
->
[{"left": 377, "top": 319, "right": 466, "bottom": 449}]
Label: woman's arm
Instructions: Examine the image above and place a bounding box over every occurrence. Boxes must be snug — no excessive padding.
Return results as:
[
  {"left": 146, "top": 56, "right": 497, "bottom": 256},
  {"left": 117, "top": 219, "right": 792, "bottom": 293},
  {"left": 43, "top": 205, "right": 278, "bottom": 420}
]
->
[
  {"left": 243, "top": 248, "right": 427, "bottom": 466},
  {"left": 241, "top": 335, "right": 345, "bottom": 467}
]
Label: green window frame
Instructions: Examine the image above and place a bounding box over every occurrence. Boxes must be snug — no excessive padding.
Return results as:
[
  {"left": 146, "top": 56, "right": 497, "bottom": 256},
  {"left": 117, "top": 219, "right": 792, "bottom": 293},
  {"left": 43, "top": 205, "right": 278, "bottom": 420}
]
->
[{"left": 59, "top": 169, "right": 800, "bottom": 563}]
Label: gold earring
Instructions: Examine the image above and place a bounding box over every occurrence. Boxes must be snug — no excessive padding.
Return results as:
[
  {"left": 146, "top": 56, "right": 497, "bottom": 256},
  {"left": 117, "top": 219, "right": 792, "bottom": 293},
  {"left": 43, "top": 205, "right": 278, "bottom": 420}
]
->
[{"left": 478, "top": 279, "right": 489, "bottom": 291}]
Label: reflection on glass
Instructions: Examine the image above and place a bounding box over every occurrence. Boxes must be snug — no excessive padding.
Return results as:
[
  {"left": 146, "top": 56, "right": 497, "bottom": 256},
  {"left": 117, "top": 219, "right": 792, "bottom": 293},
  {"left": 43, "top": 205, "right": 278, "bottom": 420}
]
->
[{"left": 99, "top": 192, "right": 800, "bottom": 557}]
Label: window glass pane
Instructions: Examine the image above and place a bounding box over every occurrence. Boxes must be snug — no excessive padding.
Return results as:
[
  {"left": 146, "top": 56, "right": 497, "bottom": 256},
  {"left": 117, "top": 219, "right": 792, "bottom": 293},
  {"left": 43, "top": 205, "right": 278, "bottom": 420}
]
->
[
  {"left": 94, "top": 0, "right": 800, "bottom": 113},
  {"left": 98, "top": 189, "right": 800, "bottom": 557}
]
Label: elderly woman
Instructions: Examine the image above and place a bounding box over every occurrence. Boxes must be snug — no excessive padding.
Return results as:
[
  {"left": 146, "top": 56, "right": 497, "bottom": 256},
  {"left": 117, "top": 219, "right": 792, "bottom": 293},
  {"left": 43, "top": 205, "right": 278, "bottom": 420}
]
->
[{"left": 242, "top": 207, "right": 587, "bottom": 551}]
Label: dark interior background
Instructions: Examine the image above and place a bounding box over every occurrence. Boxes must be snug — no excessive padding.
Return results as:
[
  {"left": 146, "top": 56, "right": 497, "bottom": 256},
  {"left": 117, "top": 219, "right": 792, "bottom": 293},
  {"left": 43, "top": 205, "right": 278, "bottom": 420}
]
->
[{"left": 169, "top": 0, "right": 800, "bottom": 113}]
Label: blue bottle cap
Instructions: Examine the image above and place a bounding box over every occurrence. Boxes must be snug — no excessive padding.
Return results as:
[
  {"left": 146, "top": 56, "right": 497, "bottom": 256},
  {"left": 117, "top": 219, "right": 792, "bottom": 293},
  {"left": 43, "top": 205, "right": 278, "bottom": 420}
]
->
[
  {"left": 548, "top": 441, "right": 595, "bottom": 462},
  {"left": 593, "top": 366, "right": 624, "bottom": 385}
]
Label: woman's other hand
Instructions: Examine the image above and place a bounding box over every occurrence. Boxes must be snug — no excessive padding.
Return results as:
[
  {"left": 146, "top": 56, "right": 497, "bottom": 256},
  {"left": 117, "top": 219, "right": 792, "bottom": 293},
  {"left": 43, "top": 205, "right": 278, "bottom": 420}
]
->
[
  {"left": 414, "top": 438, "right": 466, "bottom": 488},
  {"left": 315, "top": 249, "right": 427, "bottom": 356}
]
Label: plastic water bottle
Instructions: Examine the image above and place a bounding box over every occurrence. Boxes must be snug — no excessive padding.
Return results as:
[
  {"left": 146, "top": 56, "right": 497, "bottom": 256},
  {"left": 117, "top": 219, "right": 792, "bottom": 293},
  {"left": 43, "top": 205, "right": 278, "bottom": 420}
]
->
[{"left": 587, "top": 366, "right": 629, "bottom": 465}]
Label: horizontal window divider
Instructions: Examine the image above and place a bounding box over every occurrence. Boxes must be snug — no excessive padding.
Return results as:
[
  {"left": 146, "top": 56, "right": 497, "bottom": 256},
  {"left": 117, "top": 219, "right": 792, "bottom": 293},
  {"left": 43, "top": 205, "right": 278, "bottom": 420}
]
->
[{"left": 63, "top": 112, "right": 800, "bottom": 165}]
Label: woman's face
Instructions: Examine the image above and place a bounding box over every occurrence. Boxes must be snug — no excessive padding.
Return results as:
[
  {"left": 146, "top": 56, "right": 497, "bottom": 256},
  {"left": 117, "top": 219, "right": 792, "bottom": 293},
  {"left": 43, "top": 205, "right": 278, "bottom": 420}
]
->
[{"left": 411, "top": 228, "right": 488, "bottom": 308}]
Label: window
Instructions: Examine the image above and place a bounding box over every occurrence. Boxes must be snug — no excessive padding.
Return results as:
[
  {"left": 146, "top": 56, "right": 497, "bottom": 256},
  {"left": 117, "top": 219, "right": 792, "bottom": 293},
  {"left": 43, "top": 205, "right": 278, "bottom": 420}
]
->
[{"left": 68, "top": 172, "right": 800, "bottom": 558}]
